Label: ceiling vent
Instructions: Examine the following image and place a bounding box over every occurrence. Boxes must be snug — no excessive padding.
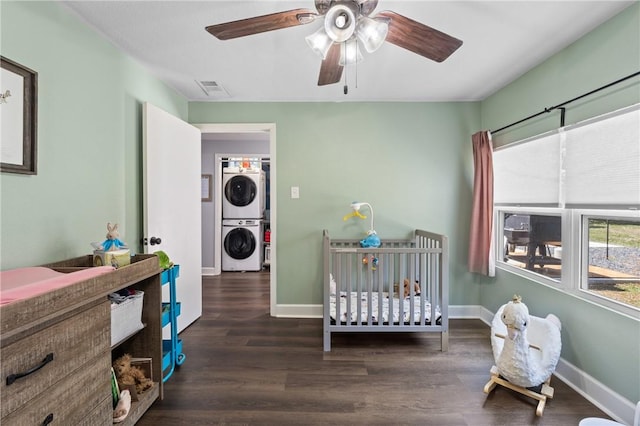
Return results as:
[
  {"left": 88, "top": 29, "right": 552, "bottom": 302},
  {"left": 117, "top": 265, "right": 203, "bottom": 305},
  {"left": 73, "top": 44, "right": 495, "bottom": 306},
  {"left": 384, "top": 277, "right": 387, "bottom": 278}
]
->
[{"left": 196, "top": 80, "right": 230, "bottom": 98}]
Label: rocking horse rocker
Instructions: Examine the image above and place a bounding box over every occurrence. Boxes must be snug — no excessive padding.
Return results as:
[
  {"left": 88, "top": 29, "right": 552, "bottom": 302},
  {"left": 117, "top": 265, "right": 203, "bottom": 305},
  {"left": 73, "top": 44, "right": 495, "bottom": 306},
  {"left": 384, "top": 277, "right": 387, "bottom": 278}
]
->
[{"left": 484, "top": 295, "right": 562, "bottom": 416}]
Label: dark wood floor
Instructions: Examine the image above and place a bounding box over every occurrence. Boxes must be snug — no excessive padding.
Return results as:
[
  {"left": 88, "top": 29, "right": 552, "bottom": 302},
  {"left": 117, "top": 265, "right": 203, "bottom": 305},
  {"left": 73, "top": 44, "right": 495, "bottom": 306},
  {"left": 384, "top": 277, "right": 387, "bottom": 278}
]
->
[{"left": 138, "top": 271, "right": 610, "bottom": 425}]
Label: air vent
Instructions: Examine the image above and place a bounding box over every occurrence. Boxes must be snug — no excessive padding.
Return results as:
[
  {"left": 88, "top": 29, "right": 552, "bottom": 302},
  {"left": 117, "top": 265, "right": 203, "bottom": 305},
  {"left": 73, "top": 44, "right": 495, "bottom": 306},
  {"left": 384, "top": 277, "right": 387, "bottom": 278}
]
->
[{"left": 195, "top": 80, "right": 230, "bottom": 98}]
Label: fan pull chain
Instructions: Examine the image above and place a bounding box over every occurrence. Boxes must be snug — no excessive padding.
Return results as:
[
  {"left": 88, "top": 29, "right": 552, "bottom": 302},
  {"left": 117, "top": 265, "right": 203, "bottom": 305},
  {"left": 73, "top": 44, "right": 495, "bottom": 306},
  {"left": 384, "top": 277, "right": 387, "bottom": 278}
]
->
[
  {"left": 343, "top": 41, "right": 348, "bottom": 95},
  {"left": 342, "top": 39, "right": 360, "bottom": 95},
  {"left": 355, "top": 41, "right": 359, "bottom": 90}
]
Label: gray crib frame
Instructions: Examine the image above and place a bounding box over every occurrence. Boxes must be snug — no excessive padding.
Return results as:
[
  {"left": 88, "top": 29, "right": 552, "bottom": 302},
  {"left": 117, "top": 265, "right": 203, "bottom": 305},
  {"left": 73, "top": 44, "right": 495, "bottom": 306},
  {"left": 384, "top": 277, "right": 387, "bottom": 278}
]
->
[{"left": 322, "top": 229, "right": 449, "bottom": 352}]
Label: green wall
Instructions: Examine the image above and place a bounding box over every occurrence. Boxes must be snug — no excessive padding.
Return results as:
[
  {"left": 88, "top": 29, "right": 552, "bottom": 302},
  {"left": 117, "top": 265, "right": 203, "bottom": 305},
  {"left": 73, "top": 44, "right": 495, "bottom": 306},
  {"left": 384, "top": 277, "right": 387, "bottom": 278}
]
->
[
  {"left": 189, "top": 102, "right": 481, "bottom": 306},
  {"left": 480, "top": 3, "right": 640, "bottom": 404},
  {"left": 0, "top": 1, "right": 188, "bottom": 269},
  {"left": 484, "top": 2, "right": 640, "bottom": 148},
  {"left": 2, "top": 0, "right": 637, "bottom": 410}
]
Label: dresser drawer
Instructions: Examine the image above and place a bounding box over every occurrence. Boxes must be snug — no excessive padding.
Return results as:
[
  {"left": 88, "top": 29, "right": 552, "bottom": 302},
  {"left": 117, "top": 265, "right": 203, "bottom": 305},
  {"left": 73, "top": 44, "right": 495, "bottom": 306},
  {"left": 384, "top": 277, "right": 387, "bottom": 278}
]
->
[
  {"left": 1, "top": 301, "right": 110, "bottom": 418},
  {"left": 1, "top": 352, "right": 111, "bottom": 425},
  {"left": 80, "top": 395, "right": 113, "bottom": 426}
]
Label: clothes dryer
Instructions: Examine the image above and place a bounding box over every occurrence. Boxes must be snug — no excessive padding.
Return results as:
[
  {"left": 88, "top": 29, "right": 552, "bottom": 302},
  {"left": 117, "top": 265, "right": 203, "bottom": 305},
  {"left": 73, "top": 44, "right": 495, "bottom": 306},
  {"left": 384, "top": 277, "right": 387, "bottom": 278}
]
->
[
  {"left": 222, "top": 219, "right": 263, "bottom": 271},
  {"left": 222, "top": 169, "right": 265, "bottom": 219}
]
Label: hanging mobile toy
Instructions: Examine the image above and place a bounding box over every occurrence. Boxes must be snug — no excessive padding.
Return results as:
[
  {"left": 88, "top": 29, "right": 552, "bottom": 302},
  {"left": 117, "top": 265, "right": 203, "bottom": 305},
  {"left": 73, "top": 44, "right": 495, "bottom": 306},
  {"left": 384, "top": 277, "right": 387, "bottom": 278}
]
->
[
  {"left": 362, "top": 255, "right": 379, "bottom": 270},
  {"left": 343, "top": 201, "right": 381, "bottom": 248}
]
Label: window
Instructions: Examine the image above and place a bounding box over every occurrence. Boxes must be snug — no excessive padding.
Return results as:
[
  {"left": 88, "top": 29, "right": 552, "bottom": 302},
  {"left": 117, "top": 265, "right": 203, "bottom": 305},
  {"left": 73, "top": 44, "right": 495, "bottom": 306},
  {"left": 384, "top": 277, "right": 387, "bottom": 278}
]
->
[
  {"left": 502, "top": 213, "right": 563, "bottom": 281},
  {"left": 493, "top": 104, "right": 640, "bottom": 316},
  {"left": 583, "top": 217, "right": 640, "bottom": 309}
]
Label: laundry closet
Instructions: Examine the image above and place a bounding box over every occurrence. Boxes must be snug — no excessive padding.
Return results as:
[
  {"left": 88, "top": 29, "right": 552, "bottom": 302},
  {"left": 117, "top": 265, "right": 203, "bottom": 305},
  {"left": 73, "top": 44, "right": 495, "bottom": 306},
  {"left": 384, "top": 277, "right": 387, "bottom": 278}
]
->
[
  {"left": 221, "top": 158, "right": 268, "bottom": 272},
  {"left": 201, "top": 133, "right": 270, "bottom": 276}
]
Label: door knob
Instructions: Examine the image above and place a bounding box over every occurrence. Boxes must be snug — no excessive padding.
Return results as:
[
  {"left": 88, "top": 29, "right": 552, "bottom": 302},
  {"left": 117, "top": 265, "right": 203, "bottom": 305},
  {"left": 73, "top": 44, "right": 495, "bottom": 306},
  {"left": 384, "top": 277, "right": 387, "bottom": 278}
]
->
[{"left": 140, "top": 237, "right": 162, "bottom": 246}]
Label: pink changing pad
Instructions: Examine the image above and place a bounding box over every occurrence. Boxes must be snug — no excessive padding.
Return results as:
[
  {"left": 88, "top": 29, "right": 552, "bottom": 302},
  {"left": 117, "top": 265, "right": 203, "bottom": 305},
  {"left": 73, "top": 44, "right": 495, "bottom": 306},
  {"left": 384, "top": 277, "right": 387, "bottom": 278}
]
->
[{"left": 0, "top": 266, "right": 115, "bottom": 305}]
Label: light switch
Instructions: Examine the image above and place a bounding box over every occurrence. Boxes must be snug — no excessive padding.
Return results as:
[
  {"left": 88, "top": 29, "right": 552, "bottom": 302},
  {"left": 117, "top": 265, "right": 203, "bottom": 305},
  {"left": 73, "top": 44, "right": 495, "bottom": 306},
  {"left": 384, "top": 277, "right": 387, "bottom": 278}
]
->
[{"left": 291, "top": 186, "right": 300, "bottom": 199}]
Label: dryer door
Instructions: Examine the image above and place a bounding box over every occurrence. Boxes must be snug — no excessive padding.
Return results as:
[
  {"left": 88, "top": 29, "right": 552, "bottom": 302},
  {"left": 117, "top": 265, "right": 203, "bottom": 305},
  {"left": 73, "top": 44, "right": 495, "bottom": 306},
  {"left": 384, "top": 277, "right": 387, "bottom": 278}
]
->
[
  {"left": 224, "top": 227, "right": 257, "bottom": 259},
  {"left": 224, "top": 175, "right": 257, "bottom": 207}
]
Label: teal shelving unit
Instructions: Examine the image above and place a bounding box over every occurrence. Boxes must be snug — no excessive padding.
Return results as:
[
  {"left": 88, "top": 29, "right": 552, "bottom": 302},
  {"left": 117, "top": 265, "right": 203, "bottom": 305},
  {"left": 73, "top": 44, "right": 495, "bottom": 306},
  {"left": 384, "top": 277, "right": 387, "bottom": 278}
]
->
[{"left": 160, "top": 264, "right": 185, "bottom": 382}]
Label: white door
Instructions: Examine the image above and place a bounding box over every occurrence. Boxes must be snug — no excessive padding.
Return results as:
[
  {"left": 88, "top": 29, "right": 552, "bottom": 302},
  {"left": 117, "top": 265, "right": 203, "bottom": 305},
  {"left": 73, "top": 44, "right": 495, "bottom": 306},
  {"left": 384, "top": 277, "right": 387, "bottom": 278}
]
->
[{"left": 143, "top": 102, "right": 202, "bottom": 333}]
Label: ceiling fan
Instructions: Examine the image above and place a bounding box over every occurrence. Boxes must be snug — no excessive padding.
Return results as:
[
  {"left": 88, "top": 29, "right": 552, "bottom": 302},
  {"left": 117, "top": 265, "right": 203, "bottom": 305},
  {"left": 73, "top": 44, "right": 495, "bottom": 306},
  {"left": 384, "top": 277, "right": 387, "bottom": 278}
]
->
[{"left": 205, "top": 0, "right": 463, "bottom": 88}]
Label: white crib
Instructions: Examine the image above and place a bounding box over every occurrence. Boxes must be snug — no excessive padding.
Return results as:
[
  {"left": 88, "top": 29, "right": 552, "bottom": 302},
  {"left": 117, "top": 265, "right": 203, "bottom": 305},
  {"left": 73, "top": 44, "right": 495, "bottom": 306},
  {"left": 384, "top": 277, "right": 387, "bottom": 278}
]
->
[{"left": 323, "top": 229, "right": 449, "bottom": 352}]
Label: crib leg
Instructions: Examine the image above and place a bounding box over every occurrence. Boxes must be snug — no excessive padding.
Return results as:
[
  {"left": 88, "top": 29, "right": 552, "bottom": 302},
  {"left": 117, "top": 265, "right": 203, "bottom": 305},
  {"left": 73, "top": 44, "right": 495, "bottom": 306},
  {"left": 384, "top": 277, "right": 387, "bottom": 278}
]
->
[
  {"left": 483, "top": 365, "right": 554, "bottom": 417},
  {"left": 441, "top": 331, "right": 449, "bottom": 352},
  {"left": 323, "top": 329, "right": 331, "bottom": 352}
]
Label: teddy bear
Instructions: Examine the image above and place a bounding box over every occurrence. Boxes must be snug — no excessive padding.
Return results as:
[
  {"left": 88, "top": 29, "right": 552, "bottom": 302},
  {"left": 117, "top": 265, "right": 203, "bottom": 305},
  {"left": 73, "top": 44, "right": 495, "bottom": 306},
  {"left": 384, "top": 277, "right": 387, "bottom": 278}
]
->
[
  {"left": 403, "top": 278, "right": 421, "bottom": 298},
  {"left": 112, "top": 354, "right": 154, "bottom": 395}
]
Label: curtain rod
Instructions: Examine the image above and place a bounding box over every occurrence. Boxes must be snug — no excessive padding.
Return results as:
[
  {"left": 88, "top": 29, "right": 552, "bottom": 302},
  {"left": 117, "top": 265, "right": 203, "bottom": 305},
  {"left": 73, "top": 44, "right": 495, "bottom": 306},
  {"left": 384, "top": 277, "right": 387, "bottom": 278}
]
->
[{"left": 490, "top": 70, "right": 640, "bottom": 135}]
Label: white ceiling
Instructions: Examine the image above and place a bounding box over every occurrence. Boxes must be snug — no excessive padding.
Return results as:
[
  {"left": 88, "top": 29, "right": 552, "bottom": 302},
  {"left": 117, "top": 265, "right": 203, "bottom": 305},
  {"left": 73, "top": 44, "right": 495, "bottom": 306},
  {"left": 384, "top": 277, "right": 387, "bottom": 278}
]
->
[{"left": 61, "top": 0, "right": 635, "bottom": 102}]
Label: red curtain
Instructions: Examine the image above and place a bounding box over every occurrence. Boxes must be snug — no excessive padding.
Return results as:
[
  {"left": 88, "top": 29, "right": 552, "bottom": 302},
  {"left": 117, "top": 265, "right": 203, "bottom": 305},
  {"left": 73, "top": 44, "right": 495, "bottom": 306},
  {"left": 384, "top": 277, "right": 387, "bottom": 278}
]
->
[{"left": 468, "top": 131, "right": 495, "bottom": 276}]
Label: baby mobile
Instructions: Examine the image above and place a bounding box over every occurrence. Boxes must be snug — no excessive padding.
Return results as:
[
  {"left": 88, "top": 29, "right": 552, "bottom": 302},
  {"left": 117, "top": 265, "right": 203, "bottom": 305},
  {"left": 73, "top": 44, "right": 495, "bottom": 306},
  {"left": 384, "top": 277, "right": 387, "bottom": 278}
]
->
[
  {"left": 362, "top": 254, "right": 379, "bottom": 270},
  {"left": 343, "top": 201, "right": 381, "bottom": 269}
]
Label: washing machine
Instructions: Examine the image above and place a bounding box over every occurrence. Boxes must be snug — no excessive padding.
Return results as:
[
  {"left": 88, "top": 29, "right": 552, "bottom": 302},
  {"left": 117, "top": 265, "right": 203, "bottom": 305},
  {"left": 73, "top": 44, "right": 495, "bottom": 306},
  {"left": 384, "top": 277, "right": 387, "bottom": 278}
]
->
[
  {"left": 222, "top": 169, "right": 265, "bottom": 219},
  {"left": 222, "top": 219, "right": 263, "bottom": 271}
]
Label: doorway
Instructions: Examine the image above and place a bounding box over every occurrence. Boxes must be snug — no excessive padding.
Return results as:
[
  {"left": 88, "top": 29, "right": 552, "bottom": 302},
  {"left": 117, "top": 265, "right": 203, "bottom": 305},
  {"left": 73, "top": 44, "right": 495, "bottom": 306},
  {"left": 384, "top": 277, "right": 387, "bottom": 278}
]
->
[
  {"left": 195, "top": 123, "right": 276, "bottom": 316},
  {"left": 218, "top": 154, "right": 270, "bottom": 274}
]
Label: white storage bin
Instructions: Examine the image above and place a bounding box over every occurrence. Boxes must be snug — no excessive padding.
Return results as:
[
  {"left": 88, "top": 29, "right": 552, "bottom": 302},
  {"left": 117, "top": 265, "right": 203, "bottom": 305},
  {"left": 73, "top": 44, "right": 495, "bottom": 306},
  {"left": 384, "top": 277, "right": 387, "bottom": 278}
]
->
[{"left": 111, "top": 290, "right": 144, "bottom": 346}]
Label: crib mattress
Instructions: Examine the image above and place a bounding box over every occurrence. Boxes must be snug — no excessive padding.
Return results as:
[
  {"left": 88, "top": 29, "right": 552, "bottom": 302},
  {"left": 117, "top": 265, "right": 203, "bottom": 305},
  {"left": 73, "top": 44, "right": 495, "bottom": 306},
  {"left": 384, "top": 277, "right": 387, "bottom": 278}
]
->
[{"left": 330, "top": 292, "right": 441, "bottom": 325}]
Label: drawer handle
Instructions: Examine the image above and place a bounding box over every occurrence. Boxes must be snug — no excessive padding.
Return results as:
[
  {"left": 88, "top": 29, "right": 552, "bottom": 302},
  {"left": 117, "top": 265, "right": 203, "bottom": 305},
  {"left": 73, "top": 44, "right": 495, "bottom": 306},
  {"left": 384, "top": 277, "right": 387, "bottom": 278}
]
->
[
  {"left": 42, "top": 413, "right": 54, "bottom": 426},
  {"left": 6, "top": 352, "right": 54, "bottom": 386}
]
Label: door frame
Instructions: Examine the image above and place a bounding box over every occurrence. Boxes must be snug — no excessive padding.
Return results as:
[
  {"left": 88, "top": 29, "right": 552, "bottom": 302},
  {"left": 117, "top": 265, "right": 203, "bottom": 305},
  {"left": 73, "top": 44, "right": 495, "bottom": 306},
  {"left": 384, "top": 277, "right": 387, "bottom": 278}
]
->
[{"left": 194, "top": 123, "right": 277, "bottom": 316}]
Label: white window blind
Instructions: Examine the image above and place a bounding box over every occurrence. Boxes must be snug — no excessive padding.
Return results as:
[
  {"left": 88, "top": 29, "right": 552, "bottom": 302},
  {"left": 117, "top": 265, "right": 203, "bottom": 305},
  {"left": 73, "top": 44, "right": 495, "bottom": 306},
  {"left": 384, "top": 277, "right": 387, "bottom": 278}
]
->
[
  {"left": 493, "top": 131, "right": 562, "bottom": 206},
  {"left": 563, "top": 105, "right": 640, "bottom": 208},
  {"left": 493, "top": 104, "right": 640, "bottom": 209}
]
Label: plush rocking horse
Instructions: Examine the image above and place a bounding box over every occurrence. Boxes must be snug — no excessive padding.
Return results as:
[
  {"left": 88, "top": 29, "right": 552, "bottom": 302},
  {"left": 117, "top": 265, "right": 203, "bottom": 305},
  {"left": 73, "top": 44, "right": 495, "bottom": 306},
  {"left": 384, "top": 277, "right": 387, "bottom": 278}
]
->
[{"left": 484, "top": 295, "right": 562, "bottom": 416}]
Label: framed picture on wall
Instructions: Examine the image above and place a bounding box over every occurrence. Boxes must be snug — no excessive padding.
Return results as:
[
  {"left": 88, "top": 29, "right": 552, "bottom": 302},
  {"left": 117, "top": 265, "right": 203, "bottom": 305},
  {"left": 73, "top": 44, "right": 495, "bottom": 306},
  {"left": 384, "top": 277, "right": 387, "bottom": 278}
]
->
[
  {"left": 1, "top": 56, "right": 38, "bottom": 175},
  {"left": 201, "top": 174, "right": 212, "bottom": 202}
]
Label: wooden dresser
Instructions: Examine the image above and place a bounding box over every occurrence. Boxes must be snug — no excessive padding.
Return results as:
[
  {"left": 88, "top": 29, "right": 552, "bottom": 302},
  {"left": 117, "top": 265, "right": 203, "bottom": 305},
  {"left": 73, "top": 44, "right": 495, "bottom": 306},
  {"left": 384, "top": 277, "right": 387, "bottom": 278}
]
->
[{"left": 1, "top": 255, "right": 163, "bottom": 425}]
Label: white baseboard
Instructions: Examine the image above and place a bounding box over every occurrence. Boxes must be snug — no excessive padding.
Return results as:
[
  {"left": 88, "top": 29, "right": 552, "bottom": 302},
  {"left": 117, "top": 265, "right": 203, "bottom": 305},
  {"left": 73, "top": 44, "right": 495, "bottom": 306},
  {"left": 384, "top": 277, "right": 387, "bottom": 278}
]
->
[
  {"left": 448, "top": 304, "right": 495, "bottom": 322},
  {"left": 275, "top": 304, "right": 322, "bottom": 318},
  {"left": 202, "top": 267, "right": 218, "bottom": 276},
  {"left": 554, "top": 359, "right": 635, "bottom": 424},
  {"left": 274, "top": 303, "right": 634, "bottom": 423}
]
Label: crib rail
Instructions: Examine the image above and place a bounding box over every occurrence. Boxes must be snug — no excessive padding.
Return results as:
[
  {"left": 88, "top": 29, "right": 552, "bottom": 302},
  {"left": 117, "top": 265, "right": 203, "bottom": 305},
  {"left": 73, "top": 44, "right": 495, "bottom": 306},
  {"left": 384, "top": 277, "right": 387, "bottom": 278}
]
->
[{"left": 322, "top": 229, "right": 449, "bottom": 352}]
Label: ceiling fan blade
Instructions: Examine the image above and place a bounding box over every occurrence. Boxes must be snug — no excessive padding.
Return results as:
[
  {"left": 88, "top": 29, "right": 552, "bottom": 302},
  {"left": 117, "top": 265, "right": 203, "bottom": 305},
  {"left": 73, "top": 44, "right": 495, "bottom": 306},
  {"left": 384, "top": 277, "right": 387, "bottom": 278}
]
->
[
  {"left": 359, "top": 0, "right": 379, "bottom": 16},
  {"left": 375, "top": 10, "right": 462, "bottom": 62},
  {"left": 318, "top": 43, "right": 344, "bottom": 86},
  {"left": 206, "top": 9, "right": 318, "bottom": 40}
]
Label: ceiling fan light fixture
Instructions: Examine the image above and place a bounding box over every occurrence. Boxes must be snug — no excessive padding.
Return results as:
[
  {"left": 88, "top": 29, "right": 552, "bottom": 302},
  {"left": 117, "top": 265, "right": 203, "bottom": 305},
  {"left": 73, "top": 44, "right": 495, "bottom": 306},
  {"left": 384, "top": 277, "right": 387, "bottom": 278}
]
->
[
  {"left": 356, "top": 16, "right": 389, "bottom": 53},
  {"left": 305, "top": 27, "right": 333, "bottom": 59},
  {"left": 324, "top": 4, "right": 357, "bottom": 42},
  {"left": 339, "top": 38, "right": 363, "bottom": 66},
  {"left": 296, "top": 12, "right": 318, "bottom": 25}
]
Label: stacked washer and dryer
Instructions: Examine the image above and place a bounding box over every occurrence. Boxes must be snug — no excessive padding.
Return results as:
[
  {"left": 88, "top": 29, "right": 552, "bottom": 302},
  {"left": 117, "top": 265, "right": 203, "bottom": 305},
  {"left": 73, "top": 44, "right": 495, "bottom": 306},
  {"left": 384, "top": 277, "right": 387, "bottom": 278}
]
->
[{"left": 222, "top": 167, "right": 266, "bottom": 272}]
